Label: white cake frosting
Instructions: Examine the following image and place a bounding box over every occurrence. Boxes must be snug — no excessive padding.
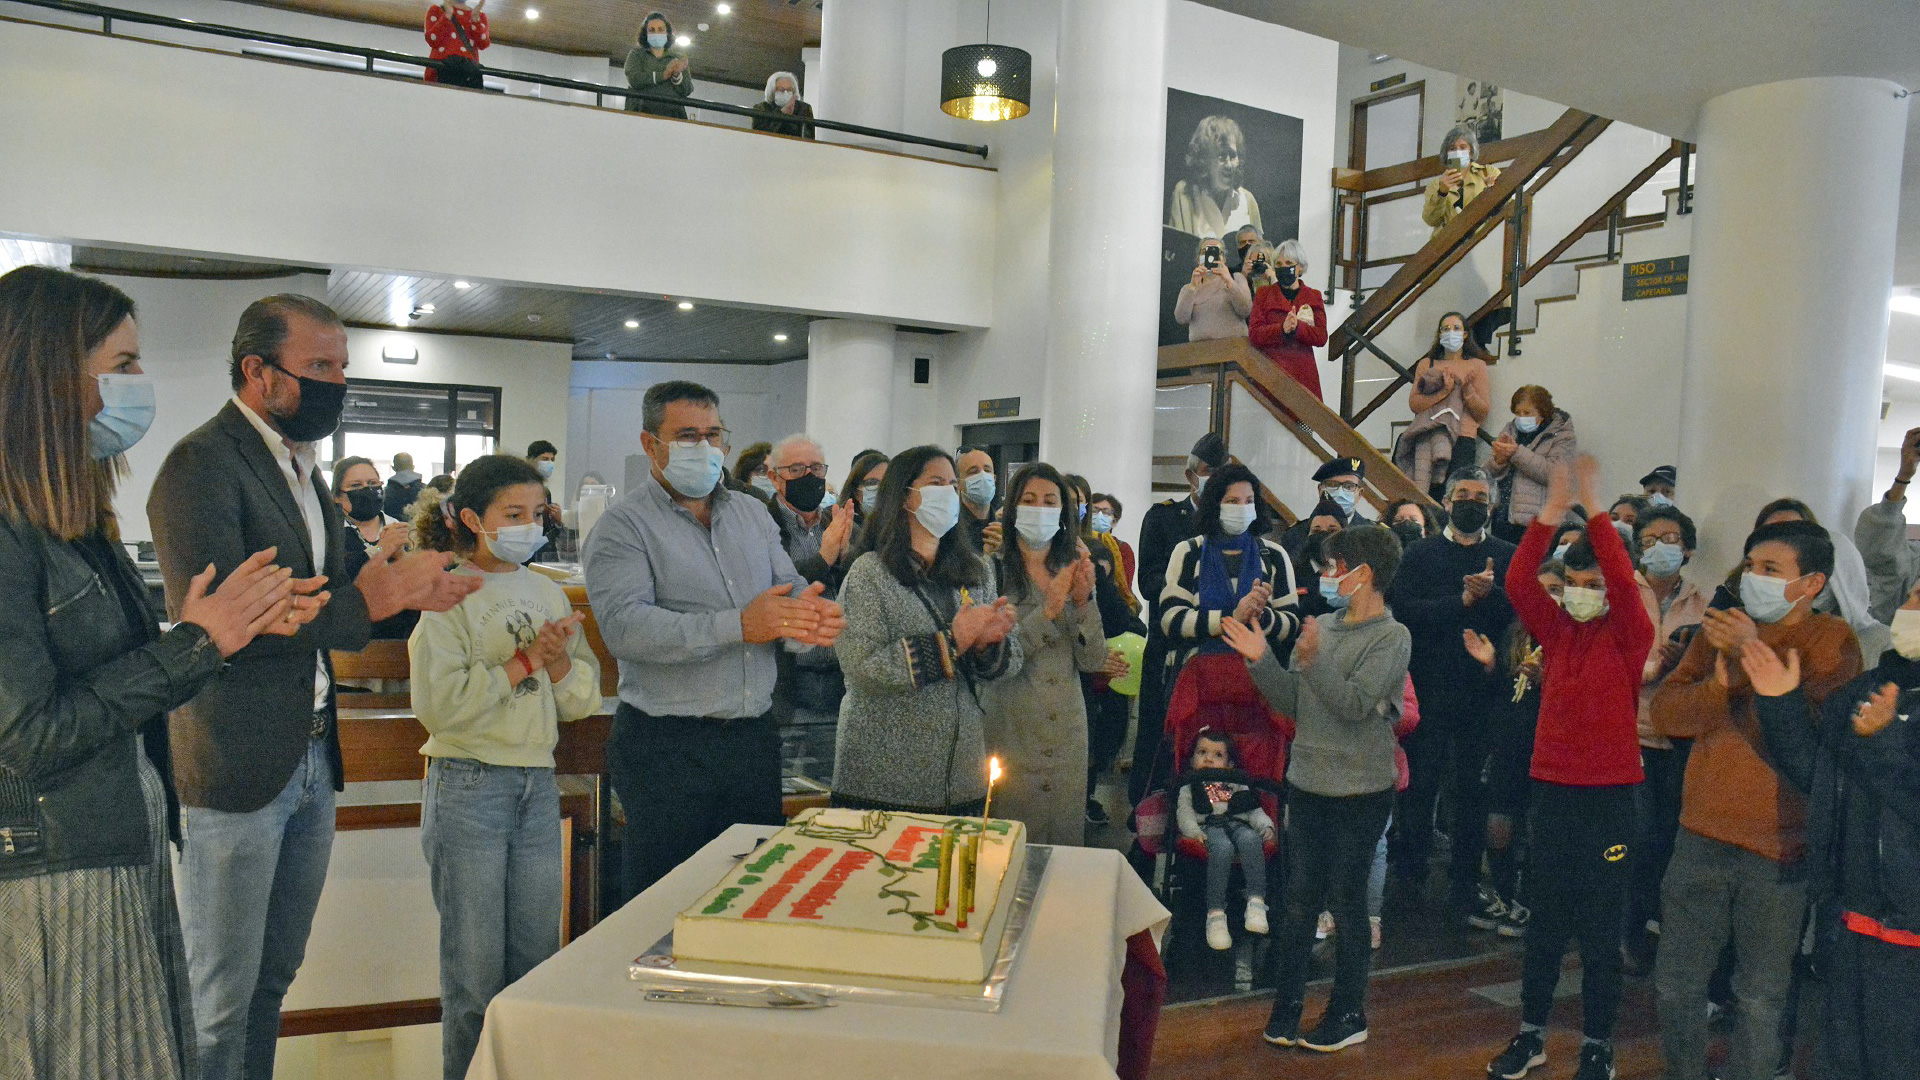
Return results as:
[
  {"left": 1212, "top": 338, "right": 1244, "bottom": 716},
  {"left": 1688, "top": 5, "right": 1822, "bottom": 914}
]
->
[{"left": 673, "top": 808, "right": 1028, "bottom": 984}]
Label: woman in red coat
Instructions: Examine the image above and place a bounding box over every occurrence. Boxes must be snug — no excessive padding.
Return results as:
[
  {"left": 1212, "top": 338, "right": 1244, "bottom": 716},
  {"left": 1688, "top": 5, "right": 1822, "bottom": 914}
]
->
[
  {"left": 424, "top": 0, "right": 489, "bottom": 87},
  {"left": 1248, "top": 238, "right": 1330, "bottom": 400}
]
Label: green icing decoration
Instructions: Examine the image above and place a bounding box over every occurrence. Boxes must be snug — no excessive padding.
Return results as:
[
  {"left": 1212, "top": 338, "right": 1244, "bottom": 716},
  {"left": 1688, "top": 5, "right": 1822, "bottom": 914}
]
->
[{"left": 743, "top": 843, "right": 795, "bottom": 875}]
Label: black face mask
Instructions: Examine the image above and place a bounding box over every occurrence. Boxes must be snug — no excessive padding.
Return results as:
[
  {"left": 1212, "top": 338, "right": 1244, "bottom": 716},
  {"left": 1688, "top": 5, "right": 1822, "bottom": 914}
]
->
[
  {"left": 1449, "top": 500, "right": 1490, "bottom": 534},
  {"left": 1276, "top": 265, "right": 1299, "bottom": 287},
  {"left": 785, "top": 473, "right": 827, "bottom": 513},
  {"left": 268, "top": 365, "right": 347, "bottom": 443},
  {"left": 345, "top": 487, "right": 384, "bottom": 522},
  {"left": 1392, "top": 521, "right": 1426, "bottom": 547}
]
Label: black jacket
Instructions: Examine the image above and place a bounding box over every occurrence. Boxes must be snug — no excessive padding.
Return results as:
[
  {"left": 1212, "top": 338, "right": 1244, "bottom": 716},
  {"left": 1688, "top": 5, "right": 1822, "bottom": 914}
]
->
[
  {"left": 751, "top": 99, "right": 816, "bottom": 140},
  {"left": 1137, "top": 496, "right": 1197, "bottom": 632},
  {"left": 1755, "top": 656, "right": 1920, "bottom": 933},
  {"left": 0, "top": 517, "right": 222, "bottom": 880},
  {"left": 1388, "top": 532, "right": 1517, "bottom": 715}
]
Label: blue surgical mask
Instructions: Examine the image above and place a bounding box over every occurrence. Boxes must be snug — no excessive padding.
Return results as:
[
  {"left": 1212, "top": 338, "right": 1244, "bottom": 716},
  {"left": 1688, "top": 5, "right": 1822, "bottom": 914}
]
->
[
  {"left": 1218, "top": 504, "right": 1257, "bottom": 536},
  {"left": 1319, "top": 567, "right": 1356, "bottom": 610},
  {"left": 647, "top": 31, "right": 668, "bottom": 49},
  {"left": 1089, "top": 511, "right": 1114, "bottom": 535},
  {"left": 535, "top": 459, "right": 556, "bottom": 479},
  {"left": 1513, "top": 415, "right": 1540, "bottom": 435},
  {"left": 1439, "top": 329, "right": 1466, "bottom": 353},
  {"left": 860, "top": 481, "right": 881, "bottom": 510},
  {"left": 1642, "top": 540, "right": 1684, "bottom": 578},
  {"left": 820, "top": 490, "right": 837, "bottom": 510},
  {"left": 1647, "top": 492, "right": 1674, "bottom": 508},
  {"left": 1552, "top": 543, "right": 1570, "bottom": 562},
  {"left": 1322, "top": 486, "right": 1358, "bottom": 514},
  {"left": 750, "top": 475, "right": 777, "bottom": 497},
  {"left": 912, "top": 484, "right": 959, "bottom": 539},
  {"left": 484, "top": 522, "right": 545, "bottom": 565},
  {"left": 963, "top": 471, "right": 996, "bottom": 508},
  {"left": 661, "top": 441, "right": 723, "bottom": 498},
  {"left": 1014, "top": 504, "right": 1061, "bottom": 550},
  {"left": 89, "top": 374, "right": 155, "bottom": 459},
  {"left": 1740, "top": 571, "right": 1807, "bottom": 624}
]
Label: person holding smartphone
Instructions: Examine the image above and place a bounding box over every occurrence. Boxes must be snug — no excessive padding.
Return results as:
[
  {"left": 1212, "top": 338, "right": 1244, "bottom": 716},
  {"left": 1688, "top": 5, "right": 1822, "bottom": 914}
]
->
[
  {"left": 1172, "top": 235, "right": 1252, "bottom": 343},
  {"left": 1423, "top": 125, "right": 1502, "bottom": 234}
]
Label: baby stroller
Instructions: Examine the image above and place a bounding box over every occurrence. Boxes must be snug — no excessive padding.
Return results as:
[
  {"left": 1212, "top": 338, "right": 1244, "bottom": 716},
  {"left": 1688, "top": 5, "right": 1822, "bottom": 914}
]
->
[{"left": 1132, "top": 650, "right": 1293, "bottom": 913}]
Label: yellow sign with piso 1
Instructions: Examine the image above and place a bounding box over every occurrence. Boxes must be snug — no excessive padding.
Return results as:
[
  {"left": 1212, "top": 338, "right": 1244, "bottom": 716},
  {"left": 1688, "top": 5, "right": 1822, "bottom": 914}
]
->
[{"left": 1622, "top": 256, "right": 1688, "bottom": 301}]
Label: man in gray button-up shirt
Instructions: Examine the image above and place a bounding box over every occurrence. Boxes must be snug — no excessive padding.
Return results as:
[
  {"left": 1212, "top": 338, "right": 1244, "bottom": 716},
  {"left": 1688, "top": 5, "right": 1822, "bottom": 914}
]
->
[{"left": 584, "top": 380, "right": 844, "bottom": 899}]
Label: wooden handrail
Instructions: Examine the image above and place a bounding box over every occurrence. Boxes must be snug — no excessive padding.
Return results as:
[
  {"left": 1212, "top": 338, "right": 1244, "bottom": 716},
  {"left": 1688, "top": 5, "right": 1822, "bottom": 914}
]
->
[
  {"left": 1158, "top": 338, "right": 1440, "bottom": 513},
  {"left": 1331, "top": 126, "right": 1563, "bottom": 194},
  {"left": 1467, "top": 140, "right": 1683, "bottom": 328}
]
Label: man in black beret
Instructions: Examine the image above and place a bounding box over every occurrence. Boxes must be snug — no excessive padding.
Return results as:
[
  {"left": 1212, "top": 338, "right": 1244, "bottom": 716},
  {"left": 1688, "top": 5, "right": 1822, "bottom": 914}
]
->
[
  {"left": 1280, "top": 457, "right": 1373, "bottom": 563},
  {"left": 1128, "top": 433, "right": 1228, "bottom": 805},
  {"left": 1640, "top": 465, "right": 1678, "bottom": 508}
]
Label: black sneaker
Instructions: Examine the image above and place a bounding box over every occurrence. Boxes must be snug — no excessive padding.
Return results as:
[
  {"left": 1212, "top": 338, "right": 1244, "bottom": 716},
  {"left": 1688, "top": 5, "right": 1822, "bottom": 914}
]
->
[
  {"left": 1298, "top": 1010, "right": 1368, "bottom": 1052},
  {"left": 1468, "top": 888, "right": 1511, "bottom": 931},
  {"left": 1573, "top": 1042, "right": 1616, "bottom": 1080},
  {"left": 1085, "top": 798, "right": 1110, "bottom": 826},
  {"left": 1262, "top": 1000, "right": 1302, "bottom": 1047},
  {"left": 1487, "top": 1030, "right": 1547, "bottom": 1079}
]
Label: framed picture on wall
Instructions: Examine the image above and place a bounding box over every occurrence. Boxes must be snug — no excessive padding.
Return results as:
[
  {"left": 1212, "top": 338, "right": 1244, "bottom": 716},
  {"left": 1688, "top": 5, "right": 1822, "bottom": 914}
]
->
[
  {"left": 1159, "top": 88, "right": 1304, "bottom": 347},
  {"left": 1456, "top": 80, "right": 1503, "bottom": 145}
]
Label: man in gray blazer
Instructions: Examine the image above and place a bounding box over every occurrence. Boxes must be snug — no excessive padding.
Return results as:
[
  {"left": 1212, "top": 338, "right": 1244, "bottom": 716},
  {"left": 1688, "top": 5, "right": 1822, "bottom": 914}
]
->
[{"left": 148, "top": 293, "right": 479, "bottom": 1080}]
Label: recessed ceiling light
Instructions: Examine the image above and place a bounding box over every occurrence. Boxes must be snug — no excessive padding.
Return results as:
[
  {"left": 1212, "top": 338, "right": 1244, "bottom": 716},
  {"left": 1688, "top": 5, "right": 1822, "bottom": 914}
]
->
[
  {"left": 773, "top": 333, "right": 788, "bottom": 342},
  {"left": 624, "top": 319, "right": 640, "bottom": 329},
  {"left": 716, "top": 2, "right": 731, "bottom": 13},
  {"left": 525, "top": 8, "right": 540, "bottom": 19},
  {"left": 418, "top": 303, "right": 436, "bottom": 313},
  {"left": 675, "top": 34, "right": 691, "bottom": 47},
  {"left": 697, "top": 21, "right": 709, "bottom": 31},
  {"left": 677, "top": 301, "right": 694, "bottom": 310},
  {"left": 453, "top": 280, "right": 471, "bottom": 289}
]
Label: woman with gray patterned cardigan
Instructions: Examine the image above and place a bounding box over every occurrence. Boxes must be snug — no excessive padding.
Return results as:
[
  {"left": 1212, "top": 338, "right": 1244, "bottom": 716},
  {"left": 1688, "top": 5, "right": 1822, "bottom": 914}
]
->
[{"left": 832, "top": 446, "right": 1023, "bottom": 813}]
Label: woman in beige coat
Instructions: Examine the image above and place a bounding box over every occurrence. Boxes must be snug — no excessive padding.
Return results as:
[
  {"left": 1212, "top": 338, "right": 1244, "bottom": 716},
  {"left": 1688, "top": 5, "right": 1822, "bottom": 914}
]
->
[
  {"left": 984, "top": 464, "right": 1108, "bottom": 846},
  {"left": 1423, "top": 125, "right": 1502, "bottom": 234}
]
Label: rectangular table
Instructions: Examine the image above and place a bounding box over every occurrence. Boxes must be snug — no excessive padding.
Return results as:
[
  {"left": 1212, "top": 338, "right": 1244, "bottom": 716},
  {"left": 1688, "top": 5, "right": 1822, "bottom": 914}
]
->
[{"left": 468, "top": 824, "right": 1169, "bottom": 1080}]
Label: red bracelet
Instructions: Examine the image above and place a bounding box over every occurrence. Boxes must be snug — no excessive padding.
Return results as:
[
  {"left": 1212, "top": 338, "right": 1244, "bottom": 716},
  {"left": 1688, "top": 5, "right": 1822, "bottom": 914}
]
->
[{"left": 512, "top": 649, "right": 532, "bottom": 677}]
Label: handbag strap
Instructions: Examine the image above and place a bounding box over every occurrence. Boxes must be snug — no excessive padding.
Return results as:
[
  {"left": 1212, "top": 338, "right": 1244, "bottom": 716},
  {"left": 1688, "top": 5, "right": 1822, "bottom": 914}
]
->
[{"left": 444, "top": 4, "right": 476, "bottom": 53}]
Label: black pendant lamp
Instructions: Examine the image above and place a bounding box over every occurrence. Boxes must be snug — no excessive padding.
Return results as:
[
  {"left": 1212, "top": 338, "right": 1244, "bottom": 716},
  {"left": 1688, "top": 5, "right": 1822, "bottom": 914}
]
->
[{"left": 940, "top": 2, "right": 1030, "bottom": 121}]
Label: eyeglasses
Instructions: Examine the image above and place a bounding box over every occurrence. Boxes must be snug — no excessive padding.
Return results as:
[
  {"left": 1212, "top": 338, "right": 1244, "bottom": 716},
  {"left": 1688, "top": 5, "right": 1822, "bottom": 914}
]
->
[
  {"left": 774, "top": 463, "right": 829, "bottom": 480},
  {"left": 656, "top": 428, "right": 729, "bottom": 450},
  {"left": 1638, "top": 533, "right": 1683, "bottom": 549},
  {"left": 1321, "top": 481, "right": 1362, "bottom": 493}
]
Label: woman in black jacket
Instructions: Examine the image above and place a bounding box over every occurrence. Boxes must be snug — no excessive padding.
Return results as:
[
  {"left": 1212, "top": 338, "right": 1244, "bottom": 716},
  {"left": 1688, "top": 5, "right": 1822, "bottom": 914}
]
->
[
  {"left": 1743, "top": 596, "right": 1920, "bottom": 1080},
  {"left": 0, "top": 266, "right": 324, "bottom": 1078}
]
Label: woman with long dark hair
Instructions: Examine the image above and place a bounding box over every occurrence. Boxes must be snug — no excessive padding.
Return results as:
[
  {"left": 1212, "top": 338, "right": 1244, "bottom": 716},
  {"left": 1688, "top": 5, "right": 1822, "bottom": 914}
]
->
[
  {"left": 832, "top": 446, "right": 1023, "bottom": 813},
  {"left": 1159, "top": 462, "right": 1302, "bottom": 682},
  {"left": 982, "top": 464, "right": 1108, "bottom": 844},
  {"left": 1393, "top": 311, "right": 1493, "bottom": 497},
  {"left": 0, "top": 266, "right": 324, "bottom": 1077}
]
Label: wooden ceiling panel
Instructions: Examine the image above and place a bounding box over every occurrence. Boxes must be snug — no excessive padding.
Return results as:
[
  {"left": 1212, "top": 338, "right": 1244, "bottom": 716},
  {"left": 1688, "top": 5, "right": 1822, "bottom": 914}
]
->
[{"left": 236, "top": 0, "right": 820, "bottom": 87}]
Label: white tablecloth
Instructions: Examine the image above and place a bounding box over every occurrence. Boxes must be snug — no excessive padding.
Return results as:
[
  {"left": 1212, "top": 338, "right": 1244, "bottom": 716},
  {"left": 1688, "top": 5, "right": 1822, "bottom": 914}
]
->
[{"left": 468, "top": 824, "right": 1169, "bottom": 1080}]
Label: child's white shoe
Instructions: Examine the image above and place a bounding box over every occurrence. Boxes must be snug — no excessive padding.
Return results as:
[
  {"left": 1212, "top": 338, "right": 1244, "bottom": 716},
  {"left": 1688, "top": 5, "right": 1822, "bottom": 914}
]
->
[
  {"left": 1245, "top": 896, "right": 1269, "bottom": 935},
  {"left": 1205, "top": 910, "right": 1232, "bottom": 950}
]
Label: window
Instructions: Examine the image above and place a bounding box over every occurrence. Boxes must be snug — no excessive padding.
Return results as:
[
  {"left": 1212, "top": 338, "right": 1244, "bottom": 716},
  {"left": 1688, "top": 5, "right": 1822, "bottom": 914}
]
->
[{"left": 326, "top": 378, "right": 501, "bottom": 482}]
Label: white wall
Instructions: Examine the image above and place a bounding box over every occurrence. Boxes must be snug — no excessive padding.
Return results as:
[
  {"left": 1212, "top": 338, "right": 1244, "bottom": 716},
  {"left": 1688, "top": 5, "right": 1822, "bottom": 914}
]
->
[{"left": 0, "top": 16, "right": 997, "bottom": 332}]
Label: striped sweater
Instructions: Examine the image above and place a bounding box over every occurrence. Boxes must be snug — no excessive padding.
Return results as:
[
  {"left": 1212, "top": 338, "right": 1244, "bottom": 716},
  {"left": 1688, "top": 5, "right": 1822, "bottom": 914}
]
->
[{"left": 1159, "top": 534, "right": 1302, "bottom": 668}]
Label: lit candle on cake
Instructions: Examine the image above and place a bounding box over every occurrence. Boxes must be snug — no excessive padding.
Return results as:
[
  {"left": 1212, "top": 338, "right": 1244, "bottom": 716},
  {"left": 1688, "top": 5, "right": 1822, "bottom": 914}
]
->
[
  {"left": 934, "top": 825, "right": 955, "bottom": 916},
  {"left": 982, "top": 755, "right": 1003, "bottom": 824}
]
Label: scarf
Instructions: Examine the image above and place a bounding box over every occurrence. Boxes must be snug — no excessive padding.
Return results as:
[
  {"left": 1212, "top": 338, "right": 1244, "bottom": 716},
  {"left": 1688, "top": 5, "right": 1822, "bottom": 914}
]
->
[{"left": 1198, "top": 531, "right": 1262, "bottom": 619}]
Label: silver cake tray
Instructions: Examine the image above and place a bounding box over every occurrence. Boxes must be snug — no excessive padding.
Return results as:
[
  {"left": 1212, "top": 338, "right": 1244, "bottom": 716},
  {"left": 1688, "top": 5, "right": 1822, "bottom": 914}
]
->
[{"left": 629, "top": 845, "right": 1053, "bottom": 1014}]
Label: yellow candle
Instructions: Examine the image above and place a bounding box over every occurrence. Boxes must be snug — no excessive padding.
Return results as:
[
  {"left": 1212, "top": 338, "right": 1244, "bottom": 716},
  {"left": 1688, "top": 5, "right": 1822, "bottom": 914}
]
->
[
  {"left": 965, "top": 832, "right": 980, "bottom": 914},
  {"left": 955, "top": 840, "right": 974, "bottom": 928},
  {"left": 934, "top": 826, "right": 954, "bottom": 916},
  {"left": 983, "top": 755, "right": 1003, "bottom": 824}
]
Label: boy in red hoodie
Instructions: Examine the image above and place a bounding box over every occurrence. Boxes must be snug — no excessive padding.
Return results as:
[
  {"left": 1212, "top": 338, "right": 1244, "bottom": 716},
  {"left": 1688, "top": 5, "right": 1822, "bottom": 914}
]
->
[{"left": 1487, "top": 456, "right": 1654, "bottom": 1080}]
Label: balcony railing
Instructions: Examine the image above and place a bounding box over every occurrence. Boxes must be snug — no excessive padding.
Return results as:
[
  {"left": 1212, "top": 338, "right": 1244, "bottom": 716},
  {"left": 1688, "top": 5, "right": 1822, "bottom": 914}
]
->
[{"left": 3, "top": 0, "right": 991, "bottom": 160}]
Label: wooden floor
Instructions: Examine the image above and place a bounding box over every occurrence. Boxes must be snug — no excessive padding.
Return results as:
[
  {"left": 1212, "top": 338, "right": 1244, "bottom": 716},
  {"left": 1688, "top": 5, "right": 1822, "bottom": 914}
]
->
[{"left": 1149, "top": 951, "right": 1667, "bottom": 1080}]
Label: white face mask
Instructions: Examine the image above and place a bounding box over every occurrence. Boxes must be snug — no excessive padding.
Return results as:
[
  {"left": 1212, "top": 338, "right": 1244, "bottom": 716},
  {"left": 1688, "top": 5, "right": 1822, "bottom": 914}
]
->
[
  {"left": 1014, "top": 504, "right": 1061, "bottom": 550},
  {"left": 1892, "top": 607, "right": 1920, "bottom": 659},
  {"left": 1561, "top": 585, "right": 1608, "bottom": 622},
  {"left": 773, "top": 89, "right": 795, "bottom": 107},
  {"left": 1218, "top": 503, "right": 1257, "bottom": 536},
  {"left": 912, "top": 484, "right": 959, "bottom": 539},
  {"left": 1447, "top": 148, "right": 1471, "bottom": 168},
  {"left": 1439, "top": 329, "right": 1466, "bottom": 353},
  {"left": 484, "top": 522, "right": 544, "bottom": 565}
]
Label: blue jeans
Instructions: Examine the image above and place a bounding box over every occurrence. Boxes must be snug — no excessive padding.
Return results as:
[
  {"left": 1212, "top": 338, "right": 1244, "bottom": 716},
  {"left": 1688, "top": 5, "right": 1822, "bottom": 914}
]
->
[
  {"left": 1203, "top": 819, "right": 1267, "bottom": 912},
  {"left": 177, "top": 738, "right": 337, "bottom": 1080},
  {"left": 422, "top": 758, "right": 563, "bottom": 1080},
  {"left": 1368, "top": 811, "right": 1393, "bottom": 918}
]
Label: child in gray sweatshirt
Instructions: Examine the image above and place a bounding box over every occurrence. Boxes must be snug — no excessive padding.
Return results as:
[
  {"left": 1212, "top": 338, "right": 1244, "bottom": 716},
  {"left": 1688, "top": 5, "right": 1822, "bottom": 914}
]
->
[{"left": 1224, "top": 524, "right": 1411, "bottom": 1054}]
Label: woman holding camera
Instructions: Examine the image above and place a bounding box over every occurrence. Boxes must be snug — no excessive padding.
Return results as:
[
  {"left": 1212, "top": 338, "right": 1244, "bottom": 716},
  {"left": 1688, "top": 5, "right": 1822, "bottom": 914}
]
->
[{"left": 1173, "top": 235, "right": 1253, "bottom": 343}]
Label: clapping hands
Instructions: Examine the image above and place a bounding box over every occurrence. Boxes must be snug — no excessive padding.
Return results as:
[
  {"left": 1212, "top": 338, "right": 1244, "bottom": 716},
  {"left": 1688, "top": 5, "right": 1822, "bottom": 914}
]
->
[
  {"left": 1219, "top": 615, "right": 1269, "bottom": 664},
  {"left": 952, "top": 596, "right": 1017, "bottom": 654},
  {"left": 743, "top": 581, "right": 846, "bottom": 648},
  {"left": 1232, "top": 579, "right": 1272, "bottom": 626}
]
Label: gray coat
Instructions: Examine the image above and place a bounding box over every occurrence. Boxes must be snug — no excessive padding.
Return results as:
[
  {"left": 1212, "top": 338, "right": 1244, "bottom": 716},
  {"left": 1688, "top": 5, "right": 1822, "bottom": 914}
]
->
[
  {"left": 981, "top": 564, "right": 1108, "bottom": 844},
  {"left": 1489, "top": 409, "right": 1577, "bottom": 529},
  {"left": 1246, "top": 609, "right": 1410, "bottom": 797},
  {"left": 1855, "top": 497, "right": 1920, "bottom": 625},
  {"left": 832, "top": 552, "right": 1022, "bottom": 810}
]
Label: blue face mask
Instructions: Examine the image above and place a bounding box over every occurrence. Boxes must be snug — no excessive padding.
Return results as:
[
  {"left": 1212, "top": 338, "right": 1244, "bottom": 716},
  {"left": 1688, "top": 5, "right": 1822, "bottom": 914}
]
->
[
  {"left": 962, "top": 471, "right": 996, "bottom": 508},
  {"left": 647, "top": 31, "right": 669, "bottom": 49},
  {"left": 1647, "top": 492, "right": 1674, "bottom": 508},
  {"left": 1552, "top": 543, "right": 1571, "bottom": 563},
  {"left": 89, "top": 374, "right": 155, "bottom": 460},
  {"left": 484, "top": 522, "right": 545, "bottom": 565},
  {"left": 1513, "top": 415, "right": 1540, "bottom": 435},
  {"left": 1322, "top": 485, "right": 1358, "bottom": 514},
  {"left": 660, "top": 441, "right": 723, "bottom": 498},
  {"left": 1641, "top": 540, "right": 1685, "bottom": 578},
  {"left": 1089, "top": 511, "right": 1114, "bottom": 535},
  {"left": 1740, "top": 571, "right": 1807, "bottom": 624},
  {"left": 1319, "top": 571, "right": 1352, "bottom": 609},
  {"left": 913, "top": 484, "right": 959, "bottom": 539},
  {"left": 750, "top": 475, "right": 777, "bottom": 497},
  {"left": 1014, "top": 504, "right": 1061, "bottom": 550}
]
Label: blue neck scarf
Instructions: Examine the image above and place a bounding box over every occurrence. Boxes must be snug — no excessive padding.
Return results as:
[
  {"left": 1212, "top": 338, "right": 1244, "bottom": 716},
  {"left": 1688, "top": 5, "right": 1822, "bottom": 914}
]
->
[{"left": 1198, "top": 531, "right": 1261, "bottom": 617}]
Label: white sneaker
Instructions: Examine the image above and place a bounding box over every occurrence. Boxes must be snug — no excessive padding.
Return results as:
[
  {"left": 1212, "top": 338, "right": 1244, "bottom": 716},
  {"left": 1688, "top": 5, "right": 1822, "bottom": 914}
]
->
[
  {"left": 1205, "top": 910, "right": 1232, "bottom": 950},
  {"left": 1245, "top": 897, "right": 1269, "bottom": 935},
  {"left": 1315, "top": 910, "right": 1334, "bottom": 940},
  {"left": 1370, "top": 915, "right": 1383, "bottom": 950}
]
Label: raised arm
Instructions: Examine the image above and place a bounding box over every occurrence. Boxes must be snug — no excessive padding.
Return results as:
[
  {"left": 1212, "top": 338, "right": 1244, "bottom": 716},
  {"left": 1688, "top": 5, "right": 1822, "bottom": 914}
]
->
[
  {"left": 1855, "top": 497, "right": 1920, "bottom": 625},
  {"left": 1588, "top": 503, "right": 1655, "bottom": 661},
  {"left": 1504, "top": 519, "right": 1561, "bottom": 641}
]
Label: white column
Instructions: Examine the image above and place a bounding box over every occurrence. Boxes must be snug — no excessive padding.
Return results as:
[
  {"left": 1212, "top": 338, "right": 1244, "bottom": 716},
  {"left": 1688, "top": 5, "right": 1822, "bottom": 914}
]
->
[
  {"left": 806, "top": 319, "right": 896, "bottom": 481},
  {"left": 1040, "top": 0, "right": 1169, "bottom": 554},
  {"left": 1677, "top": 77, "right": 1909, "bottom": 572},
  {"left": 811, "top": 0, "right": 906, "bottom": 147}
]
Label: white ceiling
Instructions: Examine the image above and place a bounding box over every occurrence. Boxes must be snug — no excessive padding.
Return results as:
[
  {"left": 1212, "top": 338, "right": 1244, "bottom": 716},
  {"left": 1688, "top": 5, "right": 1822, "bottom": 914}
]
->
[{"left": 1199, "top": 0, "right": 1920, "bottom": 285}]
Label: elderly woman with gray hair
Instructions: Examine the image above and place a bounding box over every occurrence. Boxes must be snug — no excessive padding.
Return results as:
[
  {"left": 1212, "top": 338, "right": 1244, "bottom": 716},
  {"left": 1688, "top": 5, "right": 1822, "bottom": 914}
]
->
[
  {"left": 1173, "top": 235, "right": 1253, "bottom": 342},
  {"left": 751, "top": 70, "right": 814, "bottom": 140},
  {"left": 1168, "top": 114, "right": 1263, "bottom": 239},
  {"left": 1248, "top": 237, "right": 1330, "bottom": 398},
  {"left": 1423, "top": 125, "right": 1502, "bottom": 233}
]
